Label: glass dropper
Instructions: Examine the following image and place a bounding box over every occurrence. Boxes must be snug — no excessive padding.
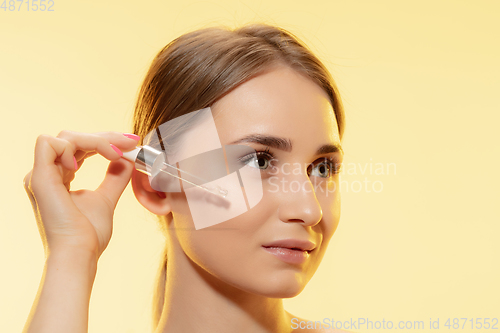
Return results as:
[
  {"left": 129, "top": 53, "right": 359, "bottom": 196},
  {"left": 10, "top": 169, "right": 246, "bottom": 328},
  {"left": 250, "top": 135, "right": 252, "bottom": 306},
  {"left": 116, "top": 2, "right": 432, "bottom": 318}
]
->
[{"left": 121, "top": 146, "right": 228, "bottom": 198}]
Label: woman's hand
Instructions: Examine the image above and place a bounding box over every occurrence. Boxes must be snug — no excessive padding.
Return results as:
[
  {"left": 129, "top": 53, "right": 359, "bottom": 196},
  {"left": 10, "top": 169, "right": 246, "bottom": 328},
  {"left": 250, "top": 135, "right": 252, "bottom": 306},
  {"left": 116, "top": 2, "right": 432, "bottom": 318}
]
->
[{"left": 23, "top": 130, "right": 140, "bottom": 260}]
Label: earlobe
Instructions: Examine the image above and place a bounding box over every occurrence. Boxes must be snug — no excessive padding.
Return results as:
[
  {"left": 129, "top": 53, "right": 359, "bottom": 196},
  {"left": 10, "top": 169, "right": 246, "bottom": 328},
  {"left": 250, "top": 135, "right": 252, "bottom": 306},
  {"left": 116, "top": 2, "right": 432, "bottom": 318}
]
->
[{"left": 131, "top": 169, "right": 172, "bottom": 215}]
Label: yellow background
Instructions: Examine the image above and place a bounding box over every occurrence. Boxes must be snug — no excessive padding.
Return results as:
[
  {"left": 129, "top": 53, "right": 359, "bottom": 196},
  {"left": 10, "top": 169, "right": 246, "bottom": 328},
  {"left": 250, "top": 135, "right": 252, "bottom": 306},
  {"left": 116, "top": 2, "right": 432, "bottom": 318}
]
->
[{"left": 1, "top": 1, "right": 499, "bottom": 332}]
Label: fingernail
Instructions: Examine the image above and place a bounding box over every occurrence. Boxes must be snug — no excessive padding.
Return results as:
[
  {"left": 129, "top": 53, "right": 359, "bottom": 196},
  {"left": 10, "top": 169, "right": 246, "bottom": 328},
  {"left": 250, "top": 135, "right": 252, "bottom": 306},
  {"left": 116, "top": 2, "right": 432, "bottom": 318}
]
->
[
  {"left": 73, "top": 156, "right": 78, "bottom": 170},
  {"left": 123, "top": 133, "right": 140, "bottom": 141},
  {"left": 110, "top": 144, "right": 123, "bottom": 156}
]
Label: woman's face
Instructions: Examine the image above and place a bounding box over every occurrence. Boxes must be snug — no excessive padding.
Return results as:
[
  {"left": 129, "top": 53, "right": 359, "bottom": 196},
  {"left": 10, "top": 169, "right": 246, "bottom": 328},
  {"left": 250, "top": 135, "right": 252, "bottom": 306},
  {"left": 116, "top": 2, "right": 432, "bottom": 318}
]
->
[{"left": 168, "top": 65, "right": 343, "bottom": 297}]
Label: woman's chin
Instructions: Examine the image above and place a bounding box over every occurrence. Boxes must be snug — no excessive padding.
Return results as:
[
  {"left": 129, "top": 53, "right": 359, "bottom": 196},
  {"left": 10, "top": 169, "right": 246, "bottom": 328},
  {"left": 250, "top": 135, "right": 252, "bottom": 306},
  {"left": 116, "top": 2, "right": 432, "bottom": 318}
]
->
[
  {"left": 246, "top": 272, "right": 309, "bottom": 298},
  {"left": 258, "top": 284, "right": 305, "bottom": 299}
]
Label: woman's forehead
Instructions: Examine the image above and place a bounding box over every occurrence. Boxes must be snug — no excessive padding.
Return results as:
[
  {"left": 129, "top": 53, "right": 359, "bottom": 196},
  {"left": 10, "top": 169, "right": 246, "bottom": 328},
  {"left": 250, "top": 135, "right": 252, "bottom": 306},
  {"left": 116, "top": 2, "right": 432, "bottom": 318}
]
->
[{"left": 212, "top": 67, "right": 340, "bottom": 147}]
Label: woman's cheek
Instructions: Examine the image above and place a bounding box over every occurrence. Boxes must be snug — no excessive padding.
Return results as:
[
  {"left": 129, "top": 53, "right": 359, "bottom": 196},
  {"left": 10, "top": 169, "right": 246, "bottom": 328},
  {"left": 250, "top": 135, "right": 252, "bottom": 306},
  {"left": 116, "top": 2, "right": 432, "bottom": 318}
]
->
[{"left": 322, "top": 186, "right": 341, "bottom": 229}]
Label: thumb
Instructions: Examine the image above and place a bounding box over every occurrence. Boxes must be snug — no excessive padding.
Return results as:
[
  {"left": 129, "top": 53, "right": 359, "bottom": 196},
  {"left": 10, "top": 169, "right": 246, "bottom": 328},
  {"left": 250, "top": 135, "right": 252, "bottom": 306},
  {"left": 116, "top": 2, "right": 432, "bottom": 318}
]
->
[{"left": 96, "top": 158, "right": 134, "bottom": 208}]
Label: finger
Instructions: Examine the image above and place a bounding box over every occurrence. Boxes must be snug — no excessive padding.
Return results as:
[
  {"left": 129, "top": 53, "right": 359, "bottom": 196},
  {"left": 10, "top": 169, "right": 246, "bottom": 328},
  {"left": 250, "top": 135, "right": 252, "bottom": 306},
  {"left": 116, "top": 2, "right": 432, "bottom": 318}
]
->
[
  {"left": 53, "top": 131, "right": 121, "bottom": 161},
  {"left": 23, "top": 171, "right": 37, "bottom": 207},
  {"left": 57, "top": 130, "right": 139, "bottom": 156},
  {"left": 59, "top": 131, "right": 140, "bottom": 170},
  {"left": 73, "top": 150, "right": 97, "bottom": 171},
  {"left": 74, "top": 149, "right": 90, "bottom": 161},
  {"left": 92, "top": 131, "right": 141, "bottom": 148},
  {"left": 23, "top": 170, "right": 44, "bottom": 224},
  {"left": 31, "top": 133, "right": 118, "bottom": 213},
  {"left": 82, "top": 151, "right": 98, "bottom": 159},
  {"left": 29, "top": 131, "right": 140, "bottom": 229},
  {"left": 63, "top": 172, "right": 76, "bottom": 191},
  {"left": 96, "top": 158, "right": 135, "bottom": 208},
  {"left": 33, "top": 135, "right": 77, "bottom": 174},
  {"left": 23, "top": 170, "right": 33, "bottom": 195},
  {"left": 31, "top": 136, "right": 82, "bottom": 213}
]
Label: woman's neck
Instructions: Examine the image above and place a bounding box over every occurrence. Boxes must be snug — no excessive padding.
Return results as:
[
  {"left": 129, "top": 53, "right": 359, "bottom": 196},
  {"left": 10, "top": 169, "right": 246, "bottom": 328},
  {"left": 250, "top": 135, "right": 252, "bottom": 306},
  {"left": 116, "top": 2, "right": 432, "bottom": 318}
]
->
[{"left": 154, "top": 246, "right": 292, "bottom": 333}]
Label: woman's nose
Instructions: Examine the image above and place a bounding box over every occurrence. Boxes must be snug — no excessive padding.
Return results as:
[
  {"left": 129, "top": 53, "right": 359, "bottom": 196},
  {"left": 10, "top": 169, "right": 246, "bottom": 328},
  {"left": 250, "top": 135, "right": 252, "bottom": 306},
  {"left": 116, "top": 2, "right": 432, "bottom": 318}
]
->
[{"left": 275, "top": 174, "right": 323, "bottom": 227}]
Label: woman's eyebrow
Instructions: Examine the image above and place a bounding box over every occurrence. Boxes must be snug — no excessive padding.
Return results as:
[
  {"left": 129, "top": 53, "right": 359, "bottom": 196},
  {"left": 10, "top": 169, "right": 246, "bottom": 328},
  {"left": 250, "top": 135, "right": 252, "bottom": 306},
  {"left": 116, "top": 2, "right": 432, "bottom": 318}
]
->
[
  {"left": 229, "top": 134, "right": 343, "bottom": 155},
  {"left": 229, "top": 134, "right": 292, "bottom": 151}
]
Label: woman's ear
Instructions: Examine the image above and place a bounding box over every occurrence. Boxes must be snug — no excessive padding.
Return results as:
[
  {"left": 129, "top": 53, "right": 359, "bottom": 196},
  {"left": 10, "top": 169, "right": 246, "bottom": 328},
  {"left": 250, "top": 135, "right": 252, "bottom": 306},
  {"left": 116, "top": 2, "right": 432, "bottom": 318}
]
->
[{"left": 131, "top": 169, "right": 172, "bottom": 216}]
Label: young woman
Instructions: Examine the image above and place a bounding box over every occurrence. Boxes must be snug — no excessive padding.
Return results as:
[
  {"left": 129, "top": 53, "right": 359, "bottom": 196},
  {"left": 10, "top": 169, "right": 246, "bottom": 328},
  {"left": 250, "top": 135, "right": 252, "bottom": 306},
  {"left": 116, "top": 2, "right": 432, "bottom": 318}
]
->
[{"left": 23, "top": 23, "right": 348, "bottom": 333}]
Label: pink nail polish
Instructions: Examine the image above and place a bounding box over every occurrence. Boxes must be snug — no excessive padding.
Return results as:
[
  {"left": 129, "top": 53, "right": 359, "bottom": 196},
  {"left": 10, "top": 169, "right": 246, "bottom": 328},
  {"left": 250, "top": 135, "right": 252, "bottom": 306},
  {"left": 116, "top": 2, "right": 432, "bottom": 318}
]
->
[
  {"left": 123, "top": 133, "right": 140, "bottom": 141},
  {"left": 110, "top": 144, "right": 123, "bottom": 156},
  {"left": 73, "top": 156, "right": 78, "bottom": 170}
]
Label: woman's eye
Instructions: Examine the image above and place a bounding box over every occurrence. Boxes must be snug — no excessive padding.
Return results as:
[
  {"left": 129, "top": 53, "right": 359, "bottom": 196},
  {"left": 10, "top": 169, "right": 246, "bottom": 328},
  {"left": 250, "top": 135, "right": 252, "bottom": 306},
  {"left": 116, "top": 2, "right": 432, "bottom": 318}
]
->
[
  {"left": 309, "top": 159, "right": 338, "bottom": 178},
  {"left": 241, "top": 153, "right": 273, "bottom": 170},
  {"left": 239, "top": 152, "right": 340, "bottom": 177}
]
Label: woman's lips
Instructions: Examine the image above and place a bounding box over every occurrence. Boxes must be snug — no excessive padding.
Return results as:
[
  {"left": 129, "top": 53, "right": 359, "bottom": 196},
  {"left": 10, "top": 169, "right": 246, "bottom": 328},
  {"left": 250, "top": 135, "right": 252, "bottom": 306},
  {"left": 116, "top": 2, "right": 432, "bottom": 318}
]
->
[{"left": 262, "top": 246, "right": 311, "bottom": 264}]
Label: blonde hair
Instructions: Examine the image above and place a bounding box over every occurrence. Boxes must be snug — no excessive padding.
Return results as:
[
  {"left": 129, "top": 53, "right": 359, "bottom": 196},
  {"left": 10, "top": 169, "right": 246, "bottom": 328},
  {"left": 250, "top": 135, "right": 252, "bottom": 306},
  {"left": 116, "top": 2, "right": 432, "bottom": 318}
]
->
[{"left": 131, "top": 23, "right": 346, "bottom": 331}]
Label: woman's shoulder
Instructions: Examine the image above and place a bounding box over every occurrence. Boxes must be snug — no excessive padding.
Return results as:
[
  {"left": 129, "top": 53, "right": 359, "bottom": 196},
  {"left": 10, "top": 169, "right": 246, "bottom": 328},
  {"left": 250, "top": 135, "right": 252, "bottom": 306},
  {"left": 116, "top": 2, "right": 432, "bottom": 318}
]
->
[{"left": 287, "top": 312, "right": 357, "bottom": 333}]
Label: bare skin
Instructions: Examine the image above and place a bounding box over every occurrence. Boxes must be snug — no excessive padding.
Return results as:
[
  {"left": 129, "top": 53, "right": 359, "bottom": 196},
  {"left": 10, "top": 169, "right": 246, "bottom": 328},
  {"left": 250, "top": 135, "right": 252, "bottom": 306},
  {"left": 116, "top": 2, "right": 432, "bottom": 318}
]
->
[
  {"left": 133, "top": 66, "right": 349, "bottom": 333},
  {"left": 23, "top": 66, "right": 351, "bottom": 332},
  {"left": 23, "top": 132, "right": 138, "bottom": 332}
]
